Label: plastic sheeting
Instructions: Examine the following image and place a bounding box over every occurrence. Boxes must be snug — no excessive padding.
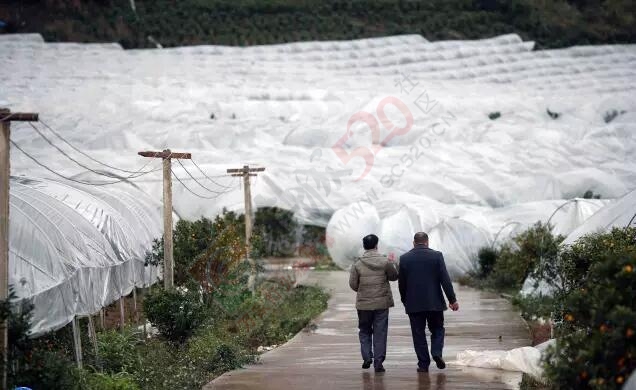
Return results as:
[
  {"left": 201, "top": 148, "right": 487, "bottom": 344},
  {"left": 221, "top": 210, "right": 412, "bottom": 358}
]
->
[
  {"left": 9, "top": 176, "right": 162, "bottom": 336},
  {"left": 485, "top": 198, "right": 608, "bottom": 248},
  {"left": 2, "top": 33, "right": 635, "bottom": 228},
  {"left": 326, "top": 198, "right": 604, "bottom": 274},
  {"left": 562, "top": 189, "right": 636, "bottom": 246},
  {"left": 625, "top": 371, "right": 636, "bottom": 390},
  {"left": 3, "top": 32, "right": 633, "bottom": 288},
  {"left": 452, "top": 339, "right": 555, "bottom": 379},
  {"left": 325, "top": 202, "right": 380, "bottom": 270},
  {"left": 428, "top": 219, "right": 491, "bottom": 277},
  {"left": 326, "top": 207, "right": 492, "bottom": 275}
]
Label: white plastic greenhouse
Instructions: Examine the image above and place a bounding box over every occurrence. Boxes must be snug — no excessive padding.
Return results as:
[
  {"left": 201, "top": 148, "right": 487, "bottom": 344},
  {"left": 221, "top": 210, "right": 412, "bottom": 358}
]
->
[
  {"left": 326, "top": 197, "right": 608, "bottom": 275},
  {"left": 9, "top": 176, "right": 162, "bottom": 336},
  {"left": 521, "top": 189, "right": 636, "bottom": 296},
  {"left": 562, "top": 189, "right": 636, "bottom": 245}
]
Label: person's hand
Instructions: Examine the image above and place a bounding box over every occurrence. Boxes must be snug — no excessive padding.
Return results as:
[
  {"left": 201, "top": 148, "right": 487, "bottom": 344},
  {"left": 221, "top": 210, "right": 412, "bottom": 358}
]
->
[{"left": 449, "top": 302, "right": 459, "bottom": 311}]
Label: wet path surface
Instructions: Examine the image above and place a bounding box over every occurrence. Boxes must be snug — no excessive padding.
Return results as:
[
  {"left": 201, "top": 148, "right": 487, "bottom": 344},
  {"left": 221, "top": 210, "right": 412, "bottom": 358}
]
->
[{"left": 204, "top": 271, "right": 531, "bottom": 390}]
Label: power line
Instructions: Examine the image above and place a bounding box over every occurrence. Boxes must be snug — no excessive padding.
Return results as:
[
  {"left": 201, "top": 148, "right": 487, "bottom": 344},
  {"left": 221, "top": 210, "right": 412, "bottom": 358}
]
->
[
  {"left": 27, "top": 122, "right": 162, "bottom": 180},
  {"left": 175, "top": 159, "right": 229, "bottom": 194},
  {"left": 15, "top": 121, "right": 239, "bottom": 198},
  {"left": 34, "top": 120, "right": 237, "bottom": 191},
  {"left": 127, "top": 175, "right": 234, "bottom": 183},
  {"left": 10, "top": 140, "right": 155, "bottom": 186},
  {"left": 170, "top": 168, "right": 232, "bottom": 199},
  {"left": 190, "top": 159, "right": 235, "bottom": 189},
  {"left": 38, "top": 119, "right": 160, "bottom": 175}
]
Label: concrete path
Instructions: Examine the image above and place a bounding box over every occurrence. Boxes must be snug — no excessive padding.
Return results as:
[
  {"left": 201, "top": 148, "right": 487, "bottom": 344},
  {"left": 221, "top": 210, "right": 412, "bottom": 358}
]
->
[{"left": 205, "top": 271, "right": 531, "bottom": 390}]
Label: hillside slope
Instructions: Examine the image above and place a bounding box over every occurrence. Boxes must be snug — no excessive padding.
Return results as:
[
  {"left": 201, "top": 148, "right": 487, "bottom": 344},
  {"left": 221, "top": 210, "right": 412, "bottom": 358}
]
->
[{"left": 1, "top": 0, "right": 635, "bottom": 48}]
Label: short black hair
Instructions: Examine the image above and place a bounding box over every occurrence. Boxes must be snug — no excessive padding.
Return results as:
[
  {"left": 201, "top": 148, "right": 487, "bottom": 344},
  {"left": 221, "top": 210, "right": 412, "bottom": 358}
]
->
[
  {"left": 414, "top": 232, "right": 429, "bottom": 244},
  {"left": 362, "top": 234, "right": 379, "bottom": 250}
]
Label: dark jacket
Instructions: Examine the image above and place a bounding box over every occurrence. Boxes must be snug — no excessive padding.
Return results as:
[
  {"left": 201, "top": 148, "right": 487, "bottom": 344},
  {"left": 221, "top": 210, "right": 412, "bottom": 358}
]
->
[
  {"left": 398, "top": 245, "right": 456, "bottom": 313},
  {"left": 349, "top": 250, "right": 399, "bottom": 310}
]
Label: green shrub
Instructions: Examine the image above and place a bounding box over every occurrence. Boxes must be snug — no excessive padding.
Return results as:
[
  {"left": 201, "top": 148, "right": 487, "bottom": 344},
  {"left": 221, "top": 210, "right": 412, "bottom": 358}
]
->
[
  {"left": 11, "top": 348, "right": 80, "bottom": 390},
  {"left": 300, "top": 224, "right": 339, "bottom": 269},
  {"left": 143, "top": 287, "right": 208, "bottom": 343},
  {"left": 470, "top": 227, "right": 635, "bottom": 388},
  {"left": 457, "top": 273, "right": 480, "bottom": 287},
  {"left": 511, "top": 293, "right": 555, "bottom": 320},
  {"left": 253, "top": 206, "right": 298, "bottom": 257},
  {"left": 144, "top": 212, "right": 248, "bottom": 287},
  {"left": 131, "top": 321, "right": 253, "bottom": 389},
  {"left": 135, "top": 332, "right": 246, "bottom": 388},
  {"left": 132, "top": 340, "right": 200, "bottom": 390},
  {"left": 1, "top": 289, "right": 80, "bottom": 390},
  {"left": 242, "top": 284, "right": 329, "bottom": 347},
  {"left": 81, "top": 371, "right": 140, "bottom": 390},
  {"left": 486, "top": 245, "right": 526, "bottom": 290},
  {"left": 488, "top": 222, "right": 564, "bottom": 291},
  {"left": 187, "top": 328, "right": 254, "bottom": 374},
  {"left": 190, "top": 216, "right": 251, "bottom": 291},
  {"left": 477, "top": 246, "right": 498, "bottom": 278},
  {"left": 537, "top": 227, "right": 636, "bottom": 296},
  {"left": 173, "top": 217, "right": 218, "bottom": 284},
  {"left": 143, "top": 238, "right": 163, "bottom": 267},
  {"left": 211, "top": 281, "right": 256, "bottom": 320},
  {"left": 96, "top": 328, "right": 141, "bottom": 374},
  {"left": 519, "top": 372, "right": 550, "bottom": 389},
  {"left": 131, "top": 282, "right": 326, "bottom": 390},
  {"left": 543, "top": 246, "right": 635, "bottom": 389}
]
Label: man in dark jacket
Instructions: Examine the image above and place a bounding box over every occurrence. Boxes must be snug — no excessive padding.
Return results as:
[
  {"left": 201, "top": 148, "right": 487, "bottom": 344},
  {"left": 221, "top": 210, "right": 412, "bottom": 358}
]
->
[
  {"left": 349, "top": 234, "right": 398, "bottom": 373},
  {"left": 399, "top": 232, "right": 459, "bottom": 372}
]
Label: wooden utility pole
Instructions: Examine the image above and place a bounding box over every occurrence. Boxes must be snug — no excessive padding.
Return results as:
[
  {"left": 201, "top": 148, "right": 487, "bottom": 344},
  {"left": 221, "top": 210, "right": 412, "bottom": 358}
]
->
[
  {"left": 138, "top": 149, "right": 191, "bottom": 289},
  {"left": 227, "top": 165, "right": 265, "bottom": 292},
  {"left": 0, "top": 108, "right": 39, "bottom": 390}
]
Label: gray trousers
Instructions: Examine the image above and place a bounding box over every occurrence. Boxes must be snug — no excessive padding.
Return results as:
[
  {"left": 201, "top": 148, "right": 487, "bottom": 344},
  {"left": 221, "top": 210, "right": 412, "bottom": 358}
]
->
[{"left": 357, "top": 309, "right": 389, "bottom": 368}]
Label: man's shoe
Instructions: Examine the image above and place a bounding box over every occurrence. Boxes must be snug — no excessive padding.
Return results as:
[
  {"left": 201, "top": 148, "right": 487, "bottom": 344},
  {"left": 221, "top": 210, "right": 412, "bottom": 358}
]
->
[
  {"left": 362, "top": 360, "right": 372, "bottom": 369},
  {"left": 374, "top": 366, "right": 386, "bottom": 373},
  {"left": 433, "top": 356, "right": 446, "bottom": 369},
  {"left": 417, "top": 367, "right": 429, "bottom": 373}
]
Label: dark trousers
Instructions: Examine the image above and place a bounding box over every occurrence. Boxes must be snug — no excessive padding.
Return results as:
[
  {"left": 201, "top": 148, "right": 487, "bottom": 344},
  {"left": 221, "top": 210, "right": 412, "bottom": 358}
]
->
[
  {"left": 408, "top": 311, "right": 445, "bottom": 369},
  {"left": 357, "top": 309, "right": 389, "bottom": 368}
]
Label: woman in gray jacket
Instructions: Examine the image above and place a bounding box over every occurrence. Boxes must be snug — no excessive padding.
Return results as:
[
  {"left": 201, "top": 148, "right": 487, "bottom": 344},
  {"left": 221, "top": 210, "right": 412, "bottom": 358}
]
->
[{"left": 349, "top": 234, "right": 399, "bottom": 373}]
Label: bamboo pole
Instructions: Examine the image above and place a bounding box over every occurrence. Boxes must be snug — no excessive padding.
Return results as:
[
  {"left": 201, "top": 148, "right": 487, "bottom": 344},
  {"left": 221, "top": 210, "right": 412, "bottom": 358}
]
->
[
  {"left": 119, "top": 297, "right": 125, "bottom": 331},
  {"left": 132, "top": 287, "right": 138, "bottom": 325},
  {"left": 71, "top": 317, "right": 83, "bottom": 369},
  {"left": 87, "top": 315, "right": 99, "bottom": 368}
]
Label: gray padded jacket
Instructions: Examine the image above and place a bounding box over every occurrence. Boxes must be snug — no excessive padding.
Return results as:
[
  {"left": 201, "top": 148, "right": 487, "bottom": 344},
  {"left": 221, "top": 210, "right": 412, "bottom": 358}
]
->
[{"left": 349, "top": 250, "right": 399, "bottom": 310}]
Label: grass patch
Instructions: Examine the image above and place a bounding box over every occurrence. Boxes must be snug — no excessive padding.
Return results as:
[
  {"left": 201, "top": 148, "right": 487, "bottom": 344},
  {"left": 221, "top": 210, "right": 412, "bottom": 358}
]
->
[{"left": 128, "top": 283, "right": 329, "bottom": 389}]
